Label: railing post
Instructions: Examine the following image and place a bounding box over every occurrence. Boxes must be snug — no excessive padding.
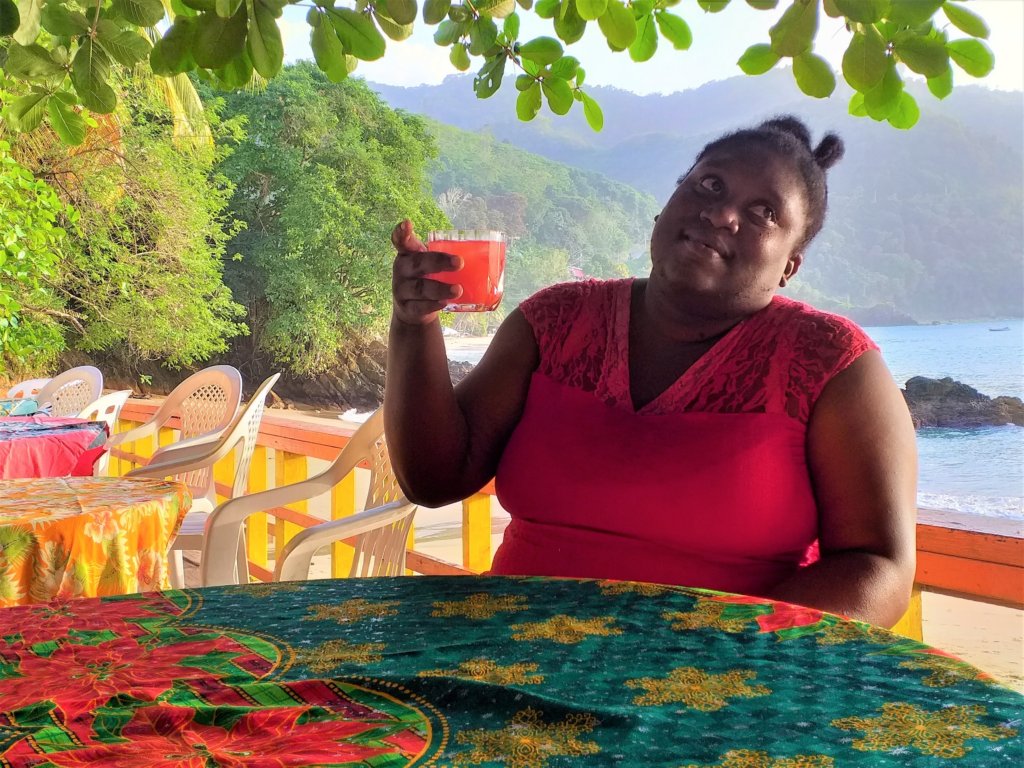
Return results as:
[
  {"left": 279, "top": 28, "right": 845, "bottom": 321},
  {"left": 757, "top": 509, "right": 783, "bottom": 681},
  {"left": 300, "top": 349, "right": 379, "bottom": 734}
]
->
[
  {"left": 462, "top": 492, "right": 492, "bottom": 573},
  {"left": 890, "top": 585, "right": 924, "bottom": 641},
  {"left": 213, "top": 449, "right": 235, "bottom": 505},
  {"left": 330, "top": 471, "right": 357, "bottom": 578},
  {"left": 274, "top": 451, "right": 307, "bottom": 564},
  {"left": 247, "top": 446, "right": 269, "bottom": 577}
]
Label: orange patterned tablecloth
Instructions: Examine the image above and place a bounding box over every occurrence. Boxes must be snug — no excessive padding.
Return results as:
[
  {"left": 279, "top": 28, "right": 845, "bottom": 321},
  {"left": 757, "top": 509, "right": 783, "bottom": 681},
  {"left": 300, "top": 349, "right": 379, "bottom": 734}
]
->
[{"left": 0, "top": 477, "right": 190, "bottom": 606}]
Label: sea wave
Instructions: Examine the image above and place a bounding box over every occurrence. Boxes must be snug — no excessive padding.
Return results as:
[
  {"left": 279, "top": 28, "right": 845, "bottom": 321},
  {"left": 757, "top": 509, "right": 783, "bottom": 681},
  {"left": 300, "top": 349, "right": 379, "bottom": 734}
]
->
[{"left": 918, "top": 492, "right": 1024, "bottom": 520}]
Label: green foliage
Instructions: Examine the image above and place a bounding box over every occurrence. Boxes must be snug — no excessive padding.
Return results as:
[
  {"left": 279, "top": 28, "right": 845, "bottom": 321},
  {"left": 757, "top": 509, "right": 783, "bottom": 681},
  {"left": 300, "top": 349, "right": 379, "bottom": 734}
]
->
[
  {"left": 0, "top": 141, "right": 71, "bottom": 372},
  {"left": 213, "top": 64, "right": 446, "bottom": 375},
  {"left": 0, "top": 0, "right": 998, "bottom": 143},
  {"left": 4, "top": 73, "right": 245, "bottom": 371}
]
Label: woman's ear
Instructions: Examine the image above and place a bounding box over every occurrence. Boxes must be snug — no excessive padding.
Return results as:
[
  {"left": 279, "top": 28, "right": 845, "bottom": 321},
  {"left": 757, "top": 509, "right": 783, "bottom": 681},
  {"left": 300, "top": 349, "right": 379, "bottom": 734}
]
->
[{"left": 780, "top": 253, "right": 803, "bottom": 287}]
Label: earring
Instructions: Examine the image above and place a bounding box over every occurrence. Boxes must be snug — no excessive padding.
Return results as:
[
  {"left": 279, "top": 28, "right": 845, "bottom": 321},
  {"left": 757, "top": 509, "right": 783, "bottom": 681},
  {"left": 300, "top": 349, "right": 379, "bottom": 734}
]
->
[{"left": 653, "top": 214, "right": 659, "bottom": 222}]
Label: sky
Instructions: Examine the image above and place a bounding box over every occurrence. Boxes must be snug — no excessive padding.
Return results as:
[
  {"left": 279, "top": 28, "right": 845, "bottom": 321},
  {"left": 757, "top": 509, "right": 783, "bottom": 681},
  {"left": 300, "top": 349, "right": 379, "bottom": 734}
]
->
[{"left": 280, "top": 1, "right": 1024, "bottom": 95}]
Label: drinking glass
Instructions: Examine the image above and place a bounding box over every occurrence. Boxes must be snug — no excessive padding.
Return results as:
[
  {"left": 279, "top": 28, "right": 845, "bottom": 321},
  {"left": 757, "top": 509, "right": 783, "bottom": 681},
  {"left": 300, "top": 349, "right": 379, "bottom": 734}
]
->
[{"left": 425, "top": 229, "right": 506, "bottom": 312}]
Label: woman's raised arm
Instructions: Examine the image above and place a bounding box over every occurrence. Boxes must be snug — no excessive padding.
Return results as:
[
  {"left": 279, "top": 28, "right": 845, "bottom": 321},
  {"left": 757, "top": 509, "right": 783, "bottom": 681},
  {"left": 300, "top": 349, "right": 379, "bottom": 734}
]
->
[{"left": 384, "top": 220, "right": 538, "bottom": 506}]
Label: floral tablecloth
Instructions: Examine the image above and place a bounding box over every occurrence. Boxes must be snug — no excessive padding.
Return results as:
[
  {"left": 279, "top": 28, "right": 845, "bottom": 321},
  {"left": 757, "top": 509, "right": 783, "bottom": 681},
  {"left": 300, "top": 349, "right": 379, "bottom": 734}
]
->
[
  {"left": 0, "top": 417, "right": 108, "bottom": 479},
  {"left": 0, "top": 576, "right": 1019, "bottom": 766},
  {"left": 0, "top": 477, "right": 190, "bottom": 607}
]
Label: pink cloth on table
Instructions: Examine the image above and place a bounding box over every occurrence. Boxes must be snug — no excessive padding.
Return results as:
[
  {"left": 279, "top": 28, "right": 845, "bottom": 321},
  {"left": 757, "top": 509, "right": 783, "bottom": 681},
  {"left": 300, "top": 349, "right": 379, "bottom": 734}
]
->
[
  {"left": 0, "top": 416, "right": 109, "bottom": 479},
  {"left": 491, "top": 279, "right": 878, "bottom": 596}
]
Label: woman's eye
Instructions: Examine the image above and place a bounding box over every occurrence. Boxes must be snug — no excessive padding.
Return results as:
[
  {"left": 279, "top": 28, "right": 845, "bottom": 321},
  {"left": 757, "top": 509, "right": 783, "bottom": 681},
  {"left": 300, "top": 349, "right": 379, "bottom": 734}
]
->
[
  {"left": 751, "top": 204, "right": 777, "bottom": 223},
  {"left": 698, "top": 176, "right": 722, "bottom": 193}
]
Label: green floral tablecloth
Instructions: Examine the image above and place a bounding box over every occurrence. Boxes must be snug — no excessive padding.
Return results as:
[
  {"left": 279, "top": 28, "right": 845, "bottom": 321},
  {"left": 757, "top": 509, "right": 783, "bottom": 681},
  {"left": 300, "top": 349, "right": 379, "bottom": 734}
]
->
[{"left": 0, "top": 576, "right": 1020, "bottom": 767}]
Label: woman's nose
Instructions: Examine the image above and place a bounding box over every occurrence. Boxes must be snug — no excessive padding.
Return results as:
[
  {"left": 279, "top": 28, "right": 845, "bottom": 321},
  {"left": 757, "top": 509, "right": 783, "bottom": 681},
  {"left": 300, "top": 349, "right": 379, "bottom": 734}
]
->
[{"left": 700, "top": 204, "right": 740, "bottom": 234}]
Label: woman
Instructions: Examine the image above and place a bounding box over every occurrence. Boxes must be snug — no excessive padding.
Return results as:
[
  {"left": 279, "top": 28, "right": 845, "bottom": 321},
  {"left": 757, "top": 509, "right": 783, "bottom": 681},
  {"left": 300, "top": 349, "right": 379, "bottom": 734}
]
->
[{"left": 385, "top": 117, "right": 917, "bottom": 628}]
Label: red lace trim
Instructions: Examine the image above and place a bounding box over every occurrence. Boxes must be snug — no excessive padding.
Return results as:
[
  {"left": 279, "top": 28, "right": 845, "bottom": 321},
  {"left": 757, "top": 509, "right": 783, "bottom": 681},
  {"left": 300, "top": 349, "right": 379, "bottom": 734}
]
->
[{"left": 519, "top": 279, "right": 878, "bottom": 424}]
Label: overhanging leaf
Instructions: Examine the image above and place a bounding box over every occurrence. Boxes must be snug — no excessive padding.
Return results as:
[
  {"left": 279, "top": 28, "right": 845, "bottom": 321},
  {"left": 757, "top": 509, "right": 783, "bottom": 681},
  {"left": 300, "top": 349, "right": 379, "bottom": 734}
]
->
[
  {"left": 3, "top": 43, "right": 64, "bottom": 78},
  {"left": 329, "top": 7, "right": 386, "bottom": 60},
  {"left": 943, "top": 1, "right": 989, "bottom": 39},
  {"left": 655, "top": 11, "right": 691, "bottom": 50},
  {"left": 518, "top": 35, "right": 562, "bottom": 65},
  {"left": 926, "top": 65, "right": 953, "bottom": 99},
  {"left": 792, "top": 51, "right": 835, "bottom": 97},
  {"left": 887, "top": 90, "right": 920, "bottom": 129},
  {"left": 71, "top": 38, "right": 116, "bottom": 114},
  {"left": 423, "top": 0, "right": 450, "bottom": 24},
  {"left": 246, "top": 0, "right": 283, "bottom": 77},
  {"left": 737, "top": 43, "right": 778, "bottom": 75},
  {"left": 841, "top": 29, "right": 887, "bottom": 91},
  {"left": 150, "top": 18, "right": 197, "bottom": 76},
  {"left": 0, "top": 0, "right": 20, "bottom": 36},
  {"left": 628, "top": 13, "right": 656, "bottom": 62},
  {"left": 310, "top": 12, "right": 349, "bottom": 81},
  {"left": 580, "top": 91, "right": 602, "bottom": 131},
  {"left": 947, "top": 38, "right": 994, "bottom": 78},
  {"left": 597, "top": 0, "right": 636, "bottom": 51},
  {"left": 576, "top": 0, "right": 606, "bottom": 22},
  {"left": 6, "top": 90, "right": 48, "bottom": 131},
  {"left": 769, "top": 0, "right": 817, "bottom": 57},
  {"left": 95, "top": 22, "right": 153, "bottom": 68},
  {"left": 384, "top": 0, "right": 417, "bottom": 25},
  {"left": 375, "top": 10, "right": 414, "bottom": 41},
  {"left": 542, "top": 76, "right": 573, "bottom": 114},
  {"left": 112, "top": 0, "right": 166, "bottom": 27},
  {"left": 47, "top": 92, "right": 86, "bottom": 145},
  {"left": 832, "top": 0, "right": 886, "bottom": 24},
  {"left": 516, "top": 80, "right": 541, "bottom": 120},
  {"left": 884, "top": 0, "right": 943, "bottom": 26},
  {"left": 192, "top": 8, "right": 249, "bottom": 69},
  {"left": 39, "top": 3, "right": 90, "bottom": 36},
  {"left": 894, "top": 32, "right": 948, "bottom": 78},
  {"left": 552, "top": 0, "right": 585, "bottom": 44},
  {"left": 13, "top": 0, "right": 43, "bottom": 45},
  {"left": 449, "top": 42, "right": 470, "bottom": 70},
  {"left": 863, "top": 63, "right": 902, "bottom": 120}
]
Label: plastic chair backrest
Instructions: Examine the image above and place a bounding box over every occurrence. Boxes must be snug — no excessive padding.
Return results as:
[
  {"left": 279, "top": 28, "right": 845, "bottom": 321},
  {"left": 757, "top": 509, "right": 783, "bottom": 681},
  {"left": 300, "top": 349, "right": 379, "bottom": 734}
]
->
[
  {"left": 35, "top": 367, "right": 103, "bottom": 417},
  {"left": 136, "top": 366, "right": 243, "bottom": 498},
  {"left": 5, "top": 378, "right": 50, "bottom": 400},
  {"left": 130, "top": 373, "right": 279, "bottom": 508},
  {"left": 78, "top": 390, "right": 132, "bottom": 476}
]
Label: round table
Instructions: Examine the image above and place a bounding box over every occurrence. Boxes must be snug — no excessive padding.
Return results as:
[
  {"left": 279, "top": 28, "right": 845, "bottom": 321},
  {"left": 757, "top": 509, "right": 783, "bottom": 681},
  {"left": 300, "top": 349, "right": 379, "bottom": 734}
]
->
[
  {"left": 0, "top": 416, "right": 109, "bottom": 479},
  {"left": 0, "top": 476, "right": 190, "bottom": 607},
  {"left": 0, "top": 576, "right": 1018, "bottom": 765}
]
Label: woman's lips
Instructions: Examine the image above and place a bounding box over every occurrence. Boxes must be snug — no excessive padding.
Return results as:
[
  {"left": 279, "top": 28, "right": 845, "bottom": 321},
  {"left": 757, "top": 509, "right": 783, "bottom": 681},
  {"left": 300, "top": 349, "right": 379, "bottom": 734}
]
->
[{"left": 680, "top": 231, "right": 725, "bottom": 259}]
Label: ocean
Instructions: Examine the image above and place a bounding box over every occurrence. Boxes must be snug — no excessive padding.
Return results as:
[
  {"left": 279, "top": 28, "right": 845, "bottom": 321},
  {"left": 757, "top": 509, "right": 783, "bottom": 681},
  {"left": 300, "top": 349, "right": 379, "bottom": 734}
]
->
[{"left": 444, "top": 319, "right": 1024, "bottom": 520}]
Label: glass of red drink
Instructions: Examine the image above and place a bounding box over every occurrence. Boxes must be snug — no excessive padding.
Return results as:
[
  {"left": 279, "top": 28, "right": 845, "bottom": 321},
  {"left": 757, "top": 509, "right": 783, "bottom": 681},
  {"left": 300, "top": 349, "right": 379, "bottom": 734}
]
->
[{"left": 426, "top": 229, "right": 506, "bottom": 312}]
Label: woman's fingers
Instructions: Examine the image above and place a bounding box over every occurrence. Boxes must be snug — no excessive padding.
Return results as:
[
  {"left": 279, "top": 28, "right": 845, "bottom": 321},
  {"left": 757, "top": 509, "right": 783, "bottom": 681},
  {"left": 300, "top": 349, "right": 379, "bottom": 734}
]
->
[
  {"left": 391, "top": 219, "right": 427, "bottom": 253},
  {"left": 395, "top": 276, "right": 463, "bottom": 303}
]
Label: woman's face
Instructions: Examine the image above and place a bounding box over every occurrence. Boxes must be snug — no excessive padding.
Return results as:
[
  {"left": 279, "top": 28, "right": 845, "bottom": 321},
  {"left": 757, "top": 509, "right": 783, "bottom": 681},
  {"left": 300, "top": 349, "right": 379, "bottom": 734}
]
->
[{"left": 649, "top": 146, "right": 809, "bottom": 317}]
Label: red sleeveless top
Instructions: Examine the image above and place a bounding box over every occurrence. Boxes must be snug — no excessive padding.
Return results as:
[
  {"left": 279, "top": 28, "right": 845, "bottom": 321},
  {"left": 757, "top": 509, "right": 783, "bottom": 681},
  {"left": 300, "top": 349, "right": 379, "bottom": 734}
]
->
[{"left": 491, "top": 278, "right": 878, "bottom": 594}]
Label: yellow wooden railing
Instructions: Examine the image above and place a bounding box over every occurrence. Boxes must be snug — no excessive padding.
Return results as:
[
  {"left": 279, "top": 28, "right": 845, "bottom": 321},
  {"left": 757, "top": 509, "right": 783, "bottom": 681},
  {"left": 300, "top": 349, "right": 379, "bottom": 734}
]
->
[{"left": 110, "top": 400, "right": 1024, "bottom": 640}]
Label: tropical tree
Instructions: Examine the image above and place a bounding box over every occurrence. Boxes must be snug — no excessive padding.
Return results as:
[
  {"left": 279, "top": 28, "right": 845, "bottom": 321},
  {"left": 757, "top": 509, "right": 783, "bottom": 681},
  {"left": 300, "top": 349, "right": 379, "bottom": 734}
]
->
[
  {"left": 214, "top": 64, "right": 446, "bottom": 375},
  {"left": 1, "top": 0, "right": 997, "bottom": 145}
]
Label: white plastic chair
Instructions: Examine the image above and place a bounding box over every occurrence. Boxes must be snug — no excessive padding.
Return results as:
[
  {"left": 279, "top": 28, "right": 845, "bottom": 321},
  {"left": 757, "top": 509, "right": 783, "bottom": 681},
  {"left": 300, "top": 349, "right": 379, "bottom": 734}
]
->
[
  {"left": 77, "top": 390, "right": 133, "bottom": 476},
  {"left": 127, "top": 373, "right": 280, "bottom": 587},
  {"left": 200, "top": 407, "right": 416, "bottom": 587},
  {"left": 5, "top": 378, "right": 50, "bottom": 400},
  {"left": 34, "top": 366, "right": 103, "bottom": 417},
  {"left": 108, "top": 365, "right": 242, "bottom": 496}
]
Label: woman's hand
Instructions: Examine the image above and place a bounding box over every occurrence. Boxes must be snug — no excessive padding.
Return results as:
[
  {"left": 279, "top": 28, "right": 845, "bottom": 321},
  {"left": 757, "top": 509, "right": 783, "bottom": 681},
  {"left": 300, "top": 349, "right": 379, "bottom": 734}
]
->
[{"left": 391, "top": 219, "right": 463, "bottom": 326}]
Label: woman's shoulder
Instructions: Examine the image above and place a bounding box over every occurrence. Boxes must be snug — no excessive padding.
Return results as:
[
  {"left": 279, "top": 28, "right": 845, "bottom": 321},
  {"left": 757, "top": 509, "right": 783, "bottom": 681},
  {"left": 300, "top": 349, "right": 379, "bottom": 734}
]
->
[
  {"left": 765, "top": 296, "right": 876, "bottom": 351},
  {"left": 519, "top": 278, "right": 630, "bottom": 330}
]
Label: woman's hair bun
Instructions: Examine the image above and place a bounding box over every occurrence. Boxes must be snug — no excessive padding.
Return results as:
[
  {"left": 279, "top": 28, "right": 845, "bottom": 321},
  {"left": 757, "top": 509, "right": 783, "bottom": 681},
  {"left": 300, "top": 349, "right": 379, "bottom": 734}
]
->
[
  {"left": 813, "top": 133, "right": 845, "bottom": 170},
  {"left": 759, "top": 116, "right": 812, "bottom": 149}
]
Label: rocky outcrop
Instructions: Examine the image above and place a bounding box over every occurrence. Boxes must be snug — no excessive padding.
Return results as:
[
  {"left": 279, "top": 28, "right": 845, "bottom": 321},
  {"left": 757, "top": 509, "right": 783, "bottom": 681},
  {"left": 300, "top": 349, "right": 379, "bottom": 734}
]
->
[{"left": 902, "top": 376, "right": 1024, "bottom": 428}]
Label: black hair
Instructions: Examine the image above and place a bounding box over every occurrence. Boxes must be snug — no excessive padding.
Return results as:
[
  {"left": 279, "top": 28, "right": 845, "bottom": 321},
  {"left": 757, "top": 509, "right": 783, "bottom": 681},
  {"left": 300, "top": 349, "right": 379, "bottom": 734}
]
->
[{"left": 690, "top": 115, "right": 844, "bottom": 251}]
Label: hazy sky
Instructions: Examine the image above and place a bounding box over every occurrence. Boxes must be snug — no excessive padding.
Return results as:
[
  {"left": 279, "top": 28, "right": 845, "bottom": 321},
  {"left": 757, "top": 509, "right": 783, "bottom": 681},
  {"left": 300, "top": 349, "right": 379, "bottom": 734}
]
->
[{"left": 280, "top": 1, "right": 1023, "bottom": 94}]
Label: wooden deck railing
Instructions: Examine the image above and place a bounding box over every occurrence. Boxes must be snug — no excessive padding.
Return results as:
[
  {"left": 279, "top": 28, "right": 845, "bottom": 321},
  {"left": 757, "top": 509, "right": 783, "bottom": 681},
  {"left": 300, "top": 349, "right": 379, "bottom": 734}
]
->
[{"left": 110, "top": 400, "right": 1023, "bottom": 638}]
